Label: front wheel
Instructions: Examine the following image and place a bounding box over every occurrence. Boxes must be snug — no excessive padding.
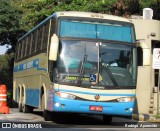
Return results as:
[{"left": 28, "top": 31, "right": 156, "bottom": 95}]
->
[
  {"left": 103, "top": 115, "right": 112, "bottom": 124},
  {"left": 18, "top": 97, "right": 22, "bottom": 112},
  {"left": 43, "top": 110, "right": 53, "bottom": 121}
]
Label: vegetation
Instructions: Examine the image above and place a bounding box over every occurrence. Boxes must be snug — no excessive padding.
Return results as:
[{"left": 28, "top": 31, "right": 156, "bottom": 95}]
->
[
  {"left": 155, "top": 114, "right": 160, "bottom": 119},
  {"left": 0, "top": 0, "right": 160, "bottom": 107}
]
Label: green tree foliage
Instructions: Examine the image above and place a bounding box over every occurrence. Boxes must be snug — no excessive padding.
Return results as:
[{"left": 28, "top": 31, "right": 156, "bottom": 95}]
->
[
  {"left": 0, "top": 54, "right": 14, "bottom": 107},
  {"left": 12, "top": 0, "right": 55, "bottom": 31},
  {"left": 0, "top": 54, "right": 13, "bottom": 87},
  {"left": 140, "top": 0, "right": 160, "bottom": 20},
  {"left": 14, "top": 0, "right": 159, "bottom": 33},
  {"left": 0, "top": 0, "right": 21, "bottom": 49}
]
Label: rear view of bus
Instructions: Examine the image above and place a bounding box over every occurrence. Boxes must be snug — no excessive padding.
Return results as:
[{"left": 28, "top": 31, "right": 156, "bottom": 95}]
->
[{"left": 13, "top": 11, "right": 137, "bottom": 123}]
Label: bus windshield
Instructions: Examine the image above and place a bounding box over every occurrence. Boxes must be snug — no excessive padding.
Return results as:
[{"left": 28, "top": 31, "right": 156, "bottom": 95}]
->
[
  {"left": 59, "top": 19, "right": 135, "bottom": 43},
  {"left": 54, "top": 40, "right": 136, "bottom": 88}
]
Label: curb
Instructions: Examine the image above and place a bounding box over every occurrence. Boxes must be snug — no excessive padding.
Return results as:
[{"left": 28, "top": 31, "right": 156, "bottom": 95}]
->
[
  {"left": 132, "top": 114, "right": 150, "bottom": 121},
  {"left": 132, "top": 114, "right": 160, "bottom": 122}
]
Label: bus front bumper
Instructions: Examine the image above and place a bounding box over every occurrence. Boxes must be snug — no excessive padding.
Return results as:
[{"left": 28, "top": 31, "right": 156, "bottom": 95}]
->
[{"left": 51, "top": 95, "right": 134, "bottom": 116}]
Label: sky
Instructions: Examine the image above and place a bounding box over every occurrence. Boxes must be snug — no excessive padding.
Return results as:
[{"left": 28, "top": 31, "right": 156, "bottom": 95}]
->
[{"left": 0, "top": 45, "right": 7, "bottom": 55}]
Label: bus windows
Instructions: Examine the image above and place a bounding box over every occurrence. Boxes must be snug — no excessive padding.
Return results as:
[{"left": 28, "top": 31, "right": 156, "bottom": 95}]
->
[
  {"left": 50, "top": 18, "right": 56, "bottom": 39},
  {"left": 32, "top": 32, "right": 37, "bottom": 53},
  {"left": 28, "top": 34, "right": 32, "bottom": 55},
  {"left": 37, "top": 28, "right": 43, "bottom": 51},
  {"left": 15, "top": 42, "right": 20, "bottom": 61},
  {"left": 42, "top": 22, "right": 49, "bottom": 50},
  {"left": 20, "top": 40, "right": 24, "bottom": 59}
]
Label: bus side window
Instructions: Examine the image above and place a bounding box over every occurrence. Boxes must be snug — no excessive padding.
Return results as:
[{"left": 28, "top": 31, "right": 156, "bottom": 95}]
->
[
  {"left": 17, "top": 41, "right": 21, "bottom": 60},
  {"left": 20, "top": 40, "right": 24, "bottom": 59},
  {"left": 42, "top": 21, "right": 49, "bottom": 50},
  {"left": 37, "top": 27, "right": 43, "bottom": 52},
  {"left": 34, "top": 30, "right": 38, "bottom": 53},
  {"left": 27, "top": 35, "right": 31, "bottom": 55},
  {"left": 40, "top": 26, "right": 44, "bottom": 50},
  {"left": 32, "top": 32, "right": 37, "bottom": 54},
  {"left": 24, "top": 37, "right": 28, "bottom": 57},
  {"left": 15, "top": 42, "right": 20, "bottom": 61},
  {"left": 23, "top": 39, "right": 27, "bottom": 58},
  {"left": 30, "top": 33, "right": 33, "bottom": 55},
  {"left": 50, "top": 18, "right": 56, "bottom": 38}
]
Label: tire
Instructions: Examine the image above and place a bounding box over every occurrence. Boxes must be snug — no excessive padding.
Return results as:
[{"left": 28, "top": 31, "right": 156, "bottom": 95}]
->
[
  {"left": 23, "top": 104, "right": 33, "bottom": 113},
  {"left": 103, "top": 115, "right": 112, "bottom": 124},
  {"left": 43, "top": 110, "right": 52, "bottom": 121},
  {"left": 18, "top": 90, "right": 22, "bottom": 112},
  {"left": 18, "top": 99, "right": 22, "bottom": 112}
]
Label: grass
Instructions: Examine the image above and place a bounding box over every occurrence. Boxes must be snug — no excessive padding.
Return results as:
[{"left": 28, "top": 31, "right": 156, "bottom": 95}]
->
[{"left": 154, "top": 114, "right": 160, "bottom": 119}]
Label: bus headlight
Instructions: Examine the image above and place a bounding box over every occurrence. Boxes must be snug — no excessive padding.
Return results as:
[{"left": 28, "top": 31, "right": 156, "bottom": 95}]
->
[
  {"left": 55, "top": 92, "right": 76, "bottom": 100},
  {"left": 117, "top": 97, "right": 135, "bottom": 102}
]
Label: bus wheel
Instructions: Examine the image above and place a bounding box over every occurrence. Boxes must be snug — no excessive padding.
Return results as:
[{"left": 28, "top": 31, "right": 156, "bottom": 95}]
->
[
  {"left": 22, "top": 95, "right": 33, "bottom": 113},
  {"left": 18, "top": 96, "right": 22, "bottom": 112},
  {"left": 103, "top": 115, "right": 112, "bottom": 124},
  {"left": 42, "top": 94, "right": 52, "bottom": 121},
  {"left": 43, "top": 110, "right": 52, "bottom": 121}
]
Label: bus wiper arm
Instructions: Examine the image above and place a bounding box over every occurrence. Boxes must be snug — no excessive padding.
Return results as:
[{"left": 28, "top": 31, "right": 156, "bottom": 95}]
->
[
  {"left": 77, "top": 54, "right": 87, "bottom": 86},
  {"left": 102, "top": 65, "right": 119, "bottom": 89}
]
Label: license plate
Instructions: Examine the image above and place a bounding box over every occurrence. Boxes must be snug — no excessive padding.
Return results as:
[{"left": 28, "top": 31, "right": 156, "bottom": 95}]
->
[{"left": 89, "top": 106, "right": 103, "bottom": 112}]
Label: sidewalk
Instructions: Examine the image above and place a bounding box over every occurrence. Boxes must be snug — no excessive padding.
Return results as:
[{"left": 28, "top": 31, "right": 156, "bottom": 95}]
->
[{"left": 132, "top": 114, "right": 160, "bottom": 122}]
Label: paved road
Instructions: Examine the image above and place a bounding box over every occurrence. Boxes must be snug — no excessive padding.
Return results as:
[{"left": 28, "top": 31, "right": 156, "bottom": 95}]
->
[{"left": 0, "top": 108, "right": 159, "bottom": 131}]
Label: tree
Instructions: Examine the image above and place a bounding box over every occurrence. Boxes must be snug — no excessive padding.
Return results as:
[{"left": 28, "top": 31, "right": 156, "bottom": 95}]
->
[
  {"left": 0, "top": 53, "right": 14, "bottom": 107},
  {"left": 0, "top": 0, "right": 22, "bottom": 51},
  {"left": 12, "top": 0, "right": 55, "bottom": 31},
  {"left": 140, "top": 0, "right": 160, "bottom": 20}
]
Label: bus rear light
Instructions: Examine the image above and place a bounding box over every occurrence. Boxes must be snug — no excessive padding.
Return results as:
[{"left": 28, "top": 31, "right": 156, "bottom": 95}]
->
[{"left": 55, "top": 92, "right": 76, "bottom": 100}]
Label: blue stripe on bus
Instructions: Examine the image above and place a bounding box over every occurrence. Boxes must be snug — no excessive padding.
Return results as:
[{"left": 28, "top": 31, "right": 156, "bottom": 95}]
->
[
  {"left": 13, "top": 59, "right": 47, "bottom": 72},
  {"left": 52, "top": 95, "right": 134, "bottom": 116},
  {"left": 54, "top": 88, "right": 135, "bottom": 96}
]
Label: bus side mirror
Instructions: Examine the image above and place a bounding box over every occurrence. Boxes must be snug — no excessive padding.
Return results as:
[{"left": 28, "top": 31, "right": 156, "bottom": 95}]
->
[
  {"left": 49, "top": 34, "right": 59, "bottom": 61},
  {"left": 136, "top": 40, "right": 150, "bottom": 66}
]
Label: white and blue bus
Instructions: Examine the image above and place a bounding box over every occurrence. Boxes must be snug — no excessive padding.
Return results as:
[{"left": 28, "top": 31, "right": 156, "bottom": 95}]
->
[{"left": 13, "top": 11, "right": 137, "bottom": 122}]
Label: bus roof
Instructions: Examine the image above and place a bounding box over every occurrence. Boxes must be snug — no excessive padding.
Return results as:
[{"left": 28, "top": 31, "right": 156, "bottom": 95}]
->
[
  {"left": 18, "top": 11, "right": 131, "bottom": 42},
  {"left": 55, "top": 11, "right": 130, "bottom": 22}
]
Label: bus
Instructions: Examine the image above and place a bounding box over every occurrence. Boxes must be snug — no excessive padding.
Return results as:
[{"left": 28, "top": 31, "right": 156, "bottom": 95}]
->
[{"left": 13, "top": 11, "right": 137, "bottom": 123}]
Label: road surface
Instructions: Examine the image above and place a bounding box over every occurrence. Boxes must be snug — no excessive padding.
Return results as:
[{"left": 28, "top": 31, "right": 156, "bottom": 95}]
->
[{"left": 0, "top": 108, "right": 159, "bottom": 130}]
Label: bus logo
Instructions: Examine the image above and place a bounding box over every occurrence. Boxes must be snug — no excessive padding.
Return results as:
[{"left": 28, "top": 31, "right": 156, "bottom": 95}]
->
[{"left": 94, "top": 94, "right": 100, "bottom": 100}]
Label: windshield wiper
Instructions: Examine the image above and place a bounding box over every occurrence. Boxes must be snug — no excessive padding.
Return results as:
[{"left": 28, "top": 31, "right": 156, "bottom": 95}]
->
[
  {"left": 77, "top": 44, "right": 87, "bottom": 86},
  {"left": 102, "top": 65, "right": 119, "bottom": 88},
  {"left": 98, "top": 42, "right": 119, "bottom": 89}
]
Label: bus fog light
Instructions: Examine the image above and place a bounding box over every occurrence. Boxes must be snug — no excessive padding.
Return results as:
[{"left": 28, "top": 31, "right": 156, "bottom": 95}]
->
[
  {"left": 129, "top": 108, "right": 133, "bottom": 112},
  {"left": 125, "top": 108, "right": 133, "bottom": 112},
  {"left": 54, "top": 102, "right": 60, "bottom": 107}
]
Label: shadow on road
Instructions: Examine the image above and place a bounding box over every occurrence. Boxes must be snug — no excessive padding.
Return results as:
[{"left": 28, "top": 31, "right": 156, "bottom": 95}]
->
[{"left": 33, "top": 110, "right": 138, "bottom": 127}]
